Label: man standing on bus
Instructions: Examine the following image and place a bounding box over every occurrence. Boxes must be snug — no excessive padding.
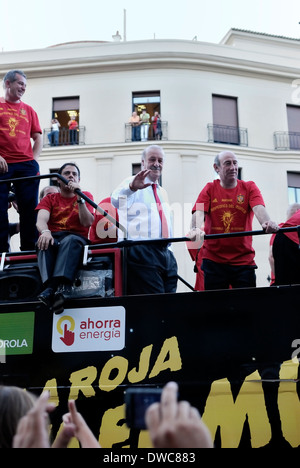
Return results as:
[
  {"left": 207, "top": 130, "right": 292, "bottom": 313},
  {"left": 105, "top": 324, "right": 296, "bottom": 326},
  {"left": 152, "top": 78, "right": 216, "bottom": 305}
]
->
[
  {"left": 188, "top": 151, "right": 278, "bottom": 290},
  {"left": 0, "top": 69, "right": 43, "bottom": 252}
]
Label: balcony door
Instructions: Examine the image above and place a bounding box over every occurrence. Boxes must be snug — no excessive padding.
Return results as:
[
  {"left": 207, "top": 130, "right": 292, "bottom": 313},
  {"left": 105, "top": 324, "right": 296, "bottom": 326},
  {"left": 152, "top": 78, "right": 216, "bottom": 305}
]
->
[
  {"left": 132, "top": 91, "right": 161, "bottom": 140},
  {"left": 51, "top": 97, "right": 80, "bottom": 145},
  {"left": 212, "top": 95, "right": 239, "bottom": 145},
  {"left": 287, "top": 105, "right": 300, "bottom": 150}
]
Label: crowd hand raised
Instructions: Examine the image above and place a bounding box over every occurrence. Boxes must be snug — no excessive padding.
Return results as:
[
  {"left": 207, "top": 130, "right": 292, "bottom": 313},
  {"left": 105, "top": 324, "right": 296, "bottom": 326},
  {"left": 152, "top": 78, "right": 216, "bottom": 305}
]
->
[
  {"left": 145, "top": 382, "right": 213, "bottom": 449},
  {"left": 61, "top": 400, "right": 101, "bottom": 448},
  {"left": 129, "top": 170, "right": 152, "bottom": 192},
  {"left": 13, "top": 392, "right": 55, "bottom": 448}
]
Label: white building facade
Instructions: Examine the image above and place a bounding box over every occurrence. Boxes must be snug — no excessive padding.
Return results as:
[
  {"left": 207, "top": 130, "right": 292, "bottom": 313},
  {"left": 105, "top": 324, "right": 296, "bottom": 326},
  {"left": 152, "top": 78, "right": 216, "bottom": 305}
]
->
[{"left": 2, "top": 29, "right": 300, "bottom": 290}]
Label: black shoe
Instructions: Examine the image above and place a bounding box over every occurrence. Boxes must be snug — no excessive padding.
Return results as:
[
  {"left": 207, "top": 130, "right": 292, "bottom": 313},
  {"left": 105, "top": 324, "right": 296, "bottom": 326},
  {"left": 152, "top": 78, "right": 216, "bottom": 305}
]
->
[
  {"left": 37, "top": 288, "right": 55, "bottom": 308},
  {"left": 53, "top": 291, "right": 65, "bottom": 315}
]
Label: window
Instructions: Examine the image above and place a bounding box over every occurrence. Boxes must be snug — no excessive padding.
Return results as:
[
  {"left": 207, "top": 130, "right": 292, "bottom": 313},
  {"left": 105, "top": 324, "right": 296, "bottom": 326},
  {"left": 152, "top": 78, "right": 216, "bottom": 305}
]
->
[
  {"left": 132, "top": 91, "right": 161, "bottom": 140},
  {"left": 52, "top": 97, "right": 79, "bottom": 127},
  {"left": 287, "top": 172, "right": 300, "bottom": 204},
  {"left": 132, "top": 163, "right": 141, "bottom": 176},
  {"left": 212, "top": 95, "right": 240, "bottom": 145},
  {"left": 287, "top": 105, "right": 300, "bottom": 150},
  {"left": 132, "top": 91, "right": 160, "bottom": 114},
  {"left": 44, "top": 96, "right": 81, "bottom": 146}
]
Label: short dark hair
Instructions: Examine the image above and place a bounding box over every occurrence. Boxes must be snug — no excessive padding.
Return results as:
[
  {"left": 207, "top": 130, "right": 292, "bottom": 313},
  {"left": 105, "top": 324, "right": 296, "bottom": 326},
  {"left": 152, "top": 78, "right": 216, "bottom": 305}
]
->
[
  {"left": 58, "top": 162, "right": 80, "bottom": 178},
  {"left": 3, "top": 70, "right": 27, "bottom": 85}
]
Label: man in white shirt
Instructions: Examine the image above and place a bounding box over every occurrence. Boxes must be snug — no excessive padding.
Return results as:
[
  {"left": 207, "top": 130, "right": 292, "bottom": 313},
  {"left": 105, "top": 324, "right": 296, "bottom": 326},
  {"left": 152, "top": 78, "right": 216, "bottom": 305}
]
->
[{"left": 111, "top": 145, "right": 178, "bottom": 295}]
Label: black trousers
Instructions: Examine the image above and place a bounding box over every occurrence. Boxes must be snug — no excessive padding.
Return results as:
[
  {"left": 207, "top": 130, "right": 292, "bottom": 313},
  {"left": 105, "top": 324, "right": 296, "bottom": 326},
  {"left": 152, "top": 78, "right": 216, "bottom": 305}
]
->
[
  {"left": 37, "top": 231, "right": 88, "bottom": 285},
  {"left": 126, "top": 244, "right": 178, "bottom": 295},
  {"left": 0, "top": 160, "right": 40, "bottom": 252},
  {"left": 202, "top": 258, "right": 257, "bottom": 290},
  {"left": 273, "top": 233, "right": 300, "bottom": 286}
]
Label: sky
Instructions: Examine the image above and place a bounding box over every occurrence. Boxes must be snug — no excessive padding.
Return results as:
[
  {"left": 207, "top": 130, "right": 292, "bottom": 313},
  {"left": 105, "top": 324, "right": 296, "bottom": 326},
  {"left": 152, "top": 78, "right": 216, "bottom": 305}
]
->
[{"left": 0, "top": 0, "right": 300, "bottom": 52}]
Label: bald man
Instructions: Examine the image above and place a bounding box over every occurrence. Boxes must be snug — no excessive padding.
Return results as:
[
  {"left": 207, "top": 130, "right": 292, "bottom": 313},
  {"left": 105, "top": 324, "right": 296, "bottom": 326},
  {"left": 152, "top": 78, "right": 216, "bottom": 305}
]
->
[{"left": 188, "top": 151, "right": 278, "bottom": 290}]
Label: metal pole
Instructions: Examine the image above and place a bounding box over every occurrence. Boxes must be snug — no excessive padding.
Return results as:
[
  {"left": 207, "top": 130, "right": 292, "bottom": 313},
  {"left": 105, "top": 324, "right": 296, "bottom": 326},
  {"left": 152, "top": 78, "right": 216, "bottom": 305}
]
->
[
  {"left": 2, "top": 173, "right": 299, "bottom": 245},
  {"left": 0, "top": 173, "right": 127, "bottom": 237},
  {"left": 85, "top": 225, "right": 300, "bottom": 250}
]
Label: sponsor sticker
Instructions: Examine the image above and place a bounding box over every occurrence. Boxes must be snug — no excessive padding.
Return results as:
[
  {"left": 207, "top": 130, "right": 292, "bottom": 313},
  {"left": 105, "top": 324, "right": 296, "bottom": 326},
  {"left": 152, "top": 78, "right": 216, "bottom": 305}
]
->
[
  {"left": 52, "top": 306, "right": 125, "bottom": 353},
  {"left": 0, "top": 312, "right": 35, "bottom": 357}
]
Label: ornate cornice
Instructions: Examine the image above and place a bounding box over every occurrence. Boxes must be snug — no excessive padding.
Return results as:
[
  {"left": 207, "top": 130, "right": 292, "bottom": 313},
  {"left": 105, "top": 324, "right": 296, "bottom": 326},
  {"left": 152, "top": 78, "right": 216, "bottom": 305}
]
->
[{"left": 0, "top": 38, "right": 299, "bottom": 81}]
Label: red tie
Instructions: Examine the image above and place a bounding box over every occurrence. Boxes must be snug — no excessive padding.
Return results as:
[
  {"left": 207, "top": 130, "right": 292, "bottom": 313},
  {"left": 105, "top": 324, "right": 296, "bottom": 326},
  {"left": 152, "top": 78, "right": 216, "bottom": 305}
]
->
[{"left": 152, "top": 184, "right": 169, "bottom": 238}]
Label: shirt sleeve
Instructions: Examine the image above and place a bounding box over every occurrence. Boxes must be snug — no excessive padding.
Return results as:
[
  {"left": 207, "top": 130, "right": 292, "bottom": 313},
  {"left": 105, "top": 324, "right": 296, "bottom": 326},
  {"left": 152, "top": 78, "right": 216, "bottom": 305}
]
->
[
  {"left": 248, "top": 181, "right": 265, "bottom": 208},
  {"left": 29, "top": 106, "right": 42, "bottom": 135},
  {"left": 35, "top": 195, "right": 52, "bottom": 212},
  {"left": 111, "top": 177, "right": 136, "bottom": 208},
  {"left": 192, "top": 183, "right": 211, "bottom": 213}
]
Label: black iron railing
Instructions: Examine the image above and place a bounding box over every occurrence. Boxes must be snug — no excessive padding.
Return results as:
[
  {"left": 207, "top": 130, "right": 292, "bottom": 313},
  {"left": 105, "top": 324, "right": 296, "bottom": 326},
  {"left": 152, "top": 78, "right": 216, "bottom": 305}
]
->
[
  {"left": 43, "top": 126, "right": 86, "bottom": 147},
  {"left": 274, "top": 131, "right": 300, "bottom": 151},
  {"left": 125, "top": 121, "right": 168, "bottom": 143},
  {"left": 207, "top": 124, "right": 248, "bottom": 147}
]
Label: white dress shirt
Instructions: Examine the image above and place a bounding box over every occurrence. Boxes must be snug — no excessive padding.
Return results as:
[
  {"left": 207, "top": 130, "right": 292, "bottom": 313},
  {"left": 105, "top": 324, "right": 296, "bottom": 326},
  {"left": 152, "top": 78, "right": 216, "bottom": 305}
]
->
[{"left": 111, "top": 176, "right": 173, "bottom": 241}]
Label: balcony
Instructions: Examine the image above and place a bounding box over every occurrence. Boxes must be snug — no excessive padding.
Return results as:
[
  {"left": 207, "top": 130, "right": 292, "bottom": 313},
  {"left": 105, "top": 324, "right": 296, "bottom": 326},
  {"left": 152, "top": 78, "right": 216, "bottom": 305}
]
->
[
  {"left": 207, "top": 124, "right": 248, "bottom": 147},
  {"left": 43, "top": 126, "right": 86, "bottom": 147},
  {"left": 274, "top": 132, "right": 300, "bottom": 151},
  {"left": 125, "top": 121, "right": 168, "bottom": 143}
]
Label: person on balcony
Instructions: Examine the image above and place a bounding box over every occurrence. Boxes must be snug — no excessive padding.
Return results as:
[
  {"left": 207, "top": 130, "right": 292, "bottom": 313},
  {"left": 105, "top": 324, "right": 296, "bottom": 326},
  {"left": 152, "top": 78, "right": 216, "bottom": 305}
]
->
[
  {"left": 47, "top": 119, "right": 60, "bottom": 146},
  {"left": 140, "top": 108, "right": 150, "bottom": 141},
  {"left": 129, "top": 111, "right": 140, "bottom": 141},
  {"left": 68, "top": 116, "right": 78, "bottom": 145},
  {"left": 152, "top": 111, "right": 162, "bottom": 140},
  {"left": 36, "top": 162, "right": 94, "bottom": 313},
  {"left": 187, "top": 150, "right": 279, "bottom": 290}
]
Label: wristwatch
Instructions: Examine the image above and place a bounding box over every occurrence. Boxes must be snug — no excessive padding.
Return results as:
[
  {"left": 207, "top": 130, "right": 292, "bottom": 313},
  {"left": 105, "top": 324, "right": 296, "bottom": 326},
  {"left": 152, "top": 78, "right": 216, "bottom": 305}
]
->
[{"left": 77, "top": 198, "right": 85, "bottom": 204}]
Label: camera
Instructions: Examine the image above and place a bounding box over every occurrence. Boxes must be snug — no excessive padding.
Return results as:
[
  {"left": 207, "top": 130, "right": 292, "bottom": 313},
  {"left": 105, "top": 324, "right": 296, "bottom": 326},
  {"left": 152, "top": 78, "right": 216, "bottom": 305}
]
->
[{"left": 125, "top": 387, "right": 162, "bottom": 429}]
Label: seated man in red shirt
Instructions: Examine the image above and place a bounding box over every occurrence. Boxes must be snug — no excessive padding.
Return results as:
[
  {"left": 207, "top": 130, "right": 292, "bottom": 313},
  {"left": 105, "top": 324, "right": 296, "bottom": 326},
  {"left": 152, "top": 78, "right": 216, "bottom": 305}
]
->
[
  {"left": 187, "top": 151, "right": 278, "bottom": 290},
  {"left": 36, "top": 163, "right": 94, "bottom": 312}
]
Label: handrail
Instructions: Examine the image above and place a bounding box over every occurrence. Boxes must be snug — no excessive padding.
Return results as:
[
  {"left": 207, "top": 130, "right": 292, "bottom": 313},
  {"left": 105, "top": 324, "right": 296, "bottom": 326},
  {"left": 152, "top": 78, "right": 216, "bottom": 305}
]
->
[
  {"left": 2, "top": 225, "right": 298, "bottom": 259},
  {"left": 2, "top": 172, "right": 300, "bottom": 249},
  {"left": 2, "top": 227, "right": 299, "bottom": 293},
  {"left": 82, "top": 225, "right": 300, "bottom": 250}
]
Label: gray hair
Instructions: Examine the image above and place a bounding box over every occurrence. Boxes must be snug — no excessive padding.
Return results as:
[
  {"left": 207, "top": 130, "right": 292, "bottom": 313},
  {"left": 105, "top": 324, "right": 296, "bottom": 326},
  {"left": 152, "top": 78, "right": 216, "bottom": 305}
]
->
[
  {"left": 287, "top": 203, "right": 300, "bottom": 219},
  {"left": 3, "top": 70, "right": 27, "bottom": 89},
  {"left": 141, "top": 145, "right": 165, "bottom": 162},
  {"left": 214, "top": 151, "right": 237, "bottom": 167},
  {"left": 214, "top": 154, "right": 221, "bottom": 167}
]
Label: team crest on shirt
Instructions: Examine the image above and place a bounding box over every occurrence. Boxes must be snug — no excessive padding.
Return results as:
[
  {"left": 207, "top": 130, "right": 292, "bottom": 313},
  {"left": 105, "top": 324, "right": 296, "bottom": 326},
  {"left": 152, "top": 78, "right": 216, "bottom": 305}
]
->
[
  {"left": 237, "top": 194, "right": 244, "bottom": 204},
  {"left": 20, "top": 109, "right": 27, "bottom": 116}
]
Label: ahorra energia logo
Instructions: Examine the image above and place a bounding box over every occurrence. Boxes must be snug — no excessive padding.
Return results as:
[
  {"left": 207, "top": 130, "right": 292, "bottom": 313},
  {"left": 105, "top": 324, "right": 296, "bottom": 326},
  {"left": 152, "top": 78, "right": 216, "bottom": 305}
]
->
[{"left": 52, "top": 306, "right": 125, "bottom": 353}]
